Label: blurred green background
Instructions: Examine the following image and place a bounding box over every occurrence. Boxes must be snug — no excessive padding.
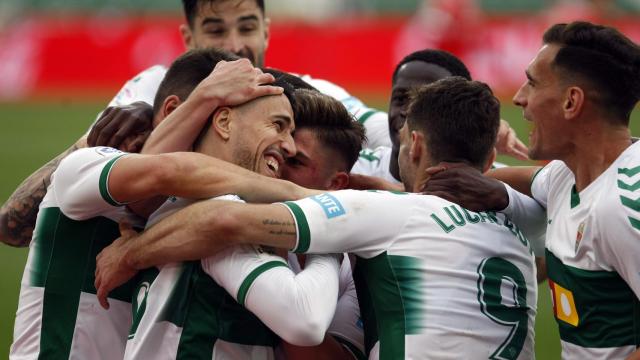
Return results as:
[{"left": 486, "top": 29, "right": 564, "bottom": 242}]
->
[{"left": 3, "top": 97, "right": 638, "bottom": 358}]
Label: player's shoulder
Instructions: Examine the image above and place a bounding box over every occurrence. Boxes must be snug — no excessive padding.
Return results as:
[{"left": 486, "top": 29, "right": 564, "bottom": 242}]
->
[
  {"left": 60, "top": 146, "right": 126, "bottom": 169},
  {"left": 299, "top": 75, "right": 351, "bottom": 100}
]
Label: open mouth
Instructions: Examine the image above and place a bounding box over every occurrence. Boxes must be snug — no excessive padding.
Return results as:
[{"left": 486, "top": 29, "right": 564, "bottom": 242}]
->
[{"left": 263, "top": 150, "right": 284, "bottom": 178}]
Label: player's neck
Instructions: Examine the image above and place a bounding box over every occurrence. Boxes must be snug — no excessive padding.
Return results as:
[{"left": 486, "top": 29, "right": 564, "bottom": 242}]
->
[{"left": 563, "top": 123, "right": 631, "bottom": 192}]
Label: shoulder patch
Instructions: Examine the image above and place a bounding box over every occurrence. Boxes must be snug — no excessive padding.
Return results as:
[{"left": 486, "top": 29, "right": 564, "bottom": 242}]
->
[{"left": 94, "top": 146, "right": 124, "bottom": 157}]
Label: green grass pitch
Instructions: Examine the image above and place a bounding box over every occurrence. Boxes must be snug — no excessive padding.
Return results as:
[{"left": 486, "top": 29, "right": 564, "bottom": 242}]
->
[{"left": 1, "top": 98, "right": 638, "bottom": 358}]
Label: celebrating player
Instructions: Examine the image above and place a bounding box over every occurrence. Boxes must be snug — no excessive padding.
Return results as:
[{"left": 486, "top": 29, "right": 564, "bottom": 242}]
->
[{"left": 97, "top": 77, "right": 538, "bottom": 359}]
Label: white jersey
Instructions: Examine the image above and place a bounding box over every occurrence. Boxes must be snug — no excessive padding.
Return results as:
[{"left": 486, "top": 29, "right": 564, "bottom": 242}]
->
[
  {"left": 287, "top": 254, "right": 366, "bottom": 359},
  {"left": 350, "top": 146, "right": 401, "bottom": 184},
  {"left": 10, "top": 147, "right": 144, "bottom": 360},
  {"left": 126, "top": 196, "right": 341, "bottom": 360},
  {"left": 108, "top": 66, "right": 391, "bottom": 149},
  {"left": 531, "top": 142, "right": 640, "bottom": 360},
  {"left": 281, "top": 190, "right": 537, "bottom": 359},
  {"left": 300, "top": 75, "right": 391, "bottom": 150}
]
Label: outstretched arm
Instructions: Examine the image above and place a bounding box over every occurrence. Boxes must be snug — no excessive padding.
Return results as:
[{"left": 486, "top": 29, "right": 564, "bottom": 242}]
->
[
  {"left": 0, "top": 137, "right": 85, "bottom": 247},
  {"left": 94, "top": 200, "right": 302, "bottom": 304}
]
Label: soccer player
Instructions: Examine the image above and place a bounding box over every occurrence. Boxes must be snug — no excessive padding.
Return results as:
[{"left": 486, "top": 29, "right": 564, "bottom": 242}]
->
[
  {"left": 423, "top": 21, "right": 640, "bottom": 359},
  {"left": 8, "top": 49, "right": 304, "bottom": 360},
  {"left": 97, "top": 77, "right": 538, "bottom": 359},
  {"left": 115, "top": 87, "right": 365, "bottom": 358}
]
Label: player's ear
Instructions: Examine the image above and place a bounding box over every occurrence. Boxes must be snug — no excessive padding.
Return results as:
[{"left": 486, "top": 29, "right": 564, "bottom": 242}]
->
[
  {"left": 327, "top": 172, "right": 350, "bottom": 191},
  {"left": 212, "top": 107, "right": 232, "bottom": 141},
  {"left": 161, "top": 95, "right": 182, "bottom": 119},
  {"left": 563, "top": 86, "right": 584, "bottom": 120},
  {"left": 180, "top": 23, "right": 194, "bottom": 49},
  {"left": 483, "top": 148, "right": 497, "bottom": 174},
  {"left": 409, "top": 130, "right": 424, "bottom": 164}
]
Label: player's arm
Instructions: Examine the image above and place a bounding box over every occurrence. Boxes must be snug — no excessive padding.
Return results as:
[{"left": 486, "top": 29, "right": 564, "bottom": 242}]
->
[
  {"left": 142, "top": 59, "right": 282, "bottom": 155},
  {"left": 282, "top": 261, "right": 365, "bottom": 360},
  {"left": 202, "top": 246, "right": 342, "bottom": 346},
  {"left": 57, "top": 149, "right": 311, "bottom": 220},
  {"left": 0, "top": 136, "right": 86, "bottom": 247}
]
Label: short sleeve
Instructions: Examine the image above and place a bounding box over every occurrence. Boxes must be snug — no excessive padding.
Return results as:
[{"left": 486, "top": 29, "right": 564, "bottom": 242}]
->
[
  {"left": 598, "top": 185, "right": 640, "bottom": 298},
  {"left": 107, "top": 65, "right": 167, "bottom": 107},
  {"left": 280, "top": 190, "right": 413, "bottom": 256},
  {"left": 530, "top": 161, "right": 561, "bottom": 208},
  {"left": 52, "top": 147, "right": 129, "bottom": 220}
]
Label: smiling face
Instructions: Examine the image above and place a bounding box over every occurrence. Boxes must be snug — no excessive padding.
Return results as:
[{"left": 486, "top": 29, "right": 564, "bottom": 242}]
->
[
  {"left": 182, "top": 0, "right": 269, "bottom": 67},
  {"left": 513, "top": 44, "right": 569, "bottom": 160},
  {"left": 227, "top": 93, "right": 295, "bottom": 178}
]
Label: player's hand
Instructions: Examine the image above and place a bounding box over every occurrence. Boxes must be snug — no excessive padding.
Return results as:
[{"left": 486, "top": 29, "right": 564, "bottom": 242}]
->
[
  {"left": 190, "top": 58, "right": 283, "bottom": 108},
  {"left": 625, "top": 349, "right": 640, "bottom": 360},
  {"left": 348, "top": 174, "right": 405, "bottom": 192},
  {"left": 421, "top": 162, "right": 509, "bottom": 211},
  {"left": 95, "top": 222, "right": 139, "bottom": 310},
  {"left": 496, "top": 119, "right": 529, "bottom": 161},
  {"left": 88, "top": 102, "right": 154, "bottom": 153}
]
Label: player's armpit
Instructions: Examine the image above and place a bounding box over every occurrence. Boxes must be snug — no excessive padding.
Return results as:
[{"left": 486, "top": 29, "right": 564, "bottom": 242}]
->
[{"left": 0, "top": 140, "right": 83, "bottom": 247}]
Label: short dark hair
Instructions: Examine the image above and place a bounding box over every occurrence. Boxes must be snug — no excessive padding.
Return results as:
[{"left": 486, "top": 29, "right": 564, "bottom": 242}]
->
[
  {"left": 543, "top": 21, "right": 640, "bottom": 124},
  {"left": 293, "top": 89, "right": 366, "bottom": 170},
  {"left": 182, "top": 0, "right": 265, "bottom": 28},
  {"left": 153, "top": 48, "right": 238, "bottom": 115},
  {"left": 407, "top": 77, "right": 500, "bottom": 169},
  {"left": 263, "top": 68, "right": 318, "bottom": 91},
  {"left": 392, "top": 49, "right": 471, "bottom": 84},
  {"left": 153, "top": 49, "right": 296, "bottom": 116}
]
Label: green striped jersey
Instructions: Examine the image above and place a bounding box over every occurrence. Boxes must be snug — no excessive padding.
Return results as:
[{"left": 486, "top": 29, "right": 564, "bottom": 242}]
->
[
  {"left": 10, "top": 147, "right": 144, "bottom": 360},
  {"left": 281, "top": 190, "right": 537, "bottom": 359},
  {"left": 531, "top": 142, "right": 640, "bottom": 359},
  {"left": 125, "top": 195, "right": 341, "bottom": 359}
]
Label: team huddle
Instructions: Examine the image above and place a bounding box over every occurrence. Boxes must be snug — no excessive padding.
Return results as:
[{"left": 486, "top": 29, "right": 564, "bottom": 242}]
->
[{"left": 2, "top": 0, "right": 640, "bottom": 359}]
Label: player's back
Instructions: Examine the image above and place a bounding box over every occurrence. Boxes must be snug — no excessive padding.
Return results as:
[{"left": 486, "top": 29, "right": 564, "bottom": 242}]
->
[
  {"left": 360, "top": 195, "right": 537, "bottom": 359},
  {"left": 283, "top": 190, "right": 537, "bottom": 359}
]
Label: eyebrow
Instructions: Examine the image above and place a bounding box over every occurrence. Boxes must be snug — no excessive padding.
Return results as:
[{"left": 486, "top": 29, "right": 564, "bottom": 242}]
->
[
  {"left": 294, "top": 150, "right": 310, "bottom": 162},
  {"left": 525, "top": 70, "right": 535, "bottom": 83},
  {"left": 201, "top": 14, "right": 259, "bottom": 26},
  {"left": 275, "top": 114, "right": 294, "bottom": 131}
]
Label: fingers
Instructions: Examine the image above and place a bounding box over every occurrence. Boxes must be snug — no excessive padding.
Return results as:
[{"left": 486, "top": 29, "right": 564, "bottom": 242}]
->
[
  {"left": 97, "top": 286, "right": 110, "bottom": 310},
  {"left": 95, "top": 112, "right": 124, "bottom": 147},
  {"left": 88, "top": 107, "right": 115, "bottom": 146}
]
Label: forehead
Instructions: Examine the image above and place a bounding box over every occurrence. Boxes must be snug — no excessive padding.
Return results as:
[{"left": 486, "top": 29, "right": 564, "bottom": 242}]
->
[
  {"left": 238, "top": 93, "right": 293, "bottom": 118},
  {"left": 394, "top": 61, "right": 453, "bottom": 90},
  {"left": 529, "top": 44, "right": 559, "bottom": 75},
  {"left": 293, "top": 129, "right": 320, "bottom": 154},
  {"left": 196, "top": 0, "right": 262, "bottom": 20}
]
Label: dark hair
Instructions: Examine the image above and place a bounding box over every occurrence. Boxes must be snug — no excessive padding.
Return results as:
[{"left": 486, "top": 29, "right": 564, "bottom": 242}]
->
[
  {"left": 407, "top": 77, "right": 500, "bottom": 169},
  {"left": 293, "top": 89, "right": 366, "bottom": 170},
  {"left": 543, "top": 21, "right": 640, "bottom": 123},
  {"left": 153, "top": 48, "right": 238, "bottom": 115},
  {"left": 263, "top": 67, "right": 318, "bottom": 91},
  {"left": 392, "top": 49, "right": 471, "bottom": 84},
  {"left": 182, "top": 0, "right": 265, "bottom": 28}
]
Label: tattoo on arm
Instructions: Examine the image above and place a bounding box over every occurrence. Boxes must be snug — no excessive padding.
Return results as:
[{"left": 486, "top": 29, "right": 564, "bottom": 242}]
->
[
  {"left": 0, "top": 145, "right": 79, "bottom": 247},
  {"left": 262, "top": 219, "right": 296, "bottom": 236}
]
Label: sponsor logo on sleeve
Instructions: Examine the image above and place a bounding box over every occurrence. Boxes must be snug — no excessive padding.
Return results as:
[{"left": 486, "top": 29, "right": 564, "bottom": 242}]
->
[
  {"left": 311, "top": 193, "right": 346, "bottom": 219},
  {"left": 95, "top": 146, "right": 124, "bottom": 157}
]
